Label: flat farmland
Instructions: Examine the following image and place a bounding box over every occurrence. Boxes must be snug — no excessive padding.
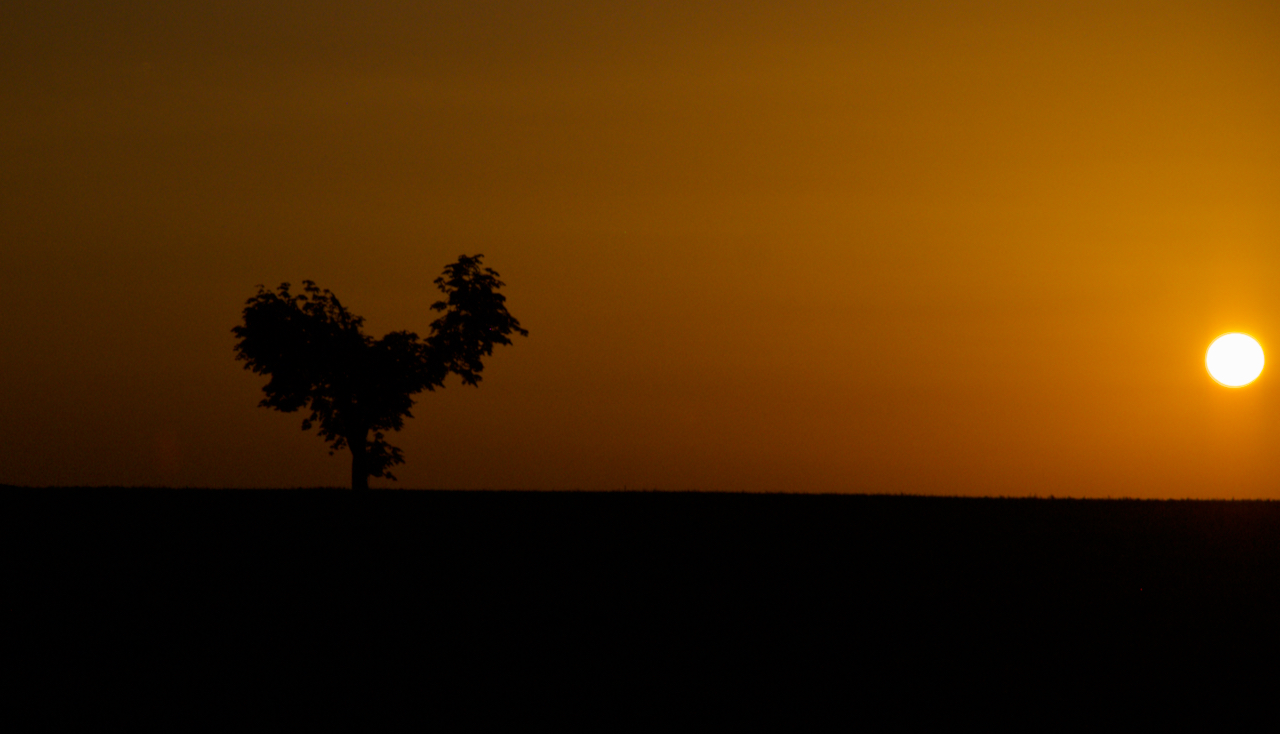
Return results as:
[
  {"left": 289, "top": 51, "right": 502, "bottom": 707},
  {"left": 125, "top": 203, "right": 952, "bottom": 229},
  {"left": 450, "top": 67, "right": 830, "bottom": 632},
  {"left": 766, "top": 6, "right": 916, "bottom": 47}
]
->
[{"left": 11, "top": 489, "right": 1278, "bottom": 689}]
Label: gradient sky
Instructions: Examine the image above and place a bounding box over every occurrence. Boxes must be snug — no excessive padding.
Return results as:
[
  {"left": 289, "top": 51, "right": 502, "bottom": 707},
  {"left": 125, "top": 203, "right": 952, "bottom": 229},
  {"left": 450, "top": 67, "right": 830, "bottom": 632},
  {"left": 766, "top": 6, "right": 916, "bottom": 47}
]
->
[{"left": 3, "top": 1, "right": 1279, "bottom": 496}]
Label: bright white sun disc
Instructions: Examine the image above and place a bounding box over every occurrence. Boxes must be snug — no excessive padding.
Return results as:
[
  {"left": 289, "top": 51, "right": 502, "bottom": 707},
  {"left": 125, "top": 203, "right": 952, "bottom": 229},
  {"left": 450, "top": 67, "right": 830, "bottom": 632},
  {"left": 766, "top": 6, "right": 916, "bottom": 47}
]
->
[{"left": 1206, "top": 333, "right": 1265, "bottom": 387}]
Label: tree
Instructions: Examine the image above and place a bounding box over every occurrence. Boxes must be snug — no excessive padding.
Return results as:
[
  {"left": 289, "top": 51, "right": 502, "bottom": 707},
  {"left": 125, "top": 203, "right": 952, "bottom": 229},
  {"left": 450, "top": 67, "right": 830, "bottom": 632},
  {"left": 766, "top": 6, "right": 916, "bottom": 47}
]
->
[{"left": 232, "top": 254, "right": 527, "bottom": 489}]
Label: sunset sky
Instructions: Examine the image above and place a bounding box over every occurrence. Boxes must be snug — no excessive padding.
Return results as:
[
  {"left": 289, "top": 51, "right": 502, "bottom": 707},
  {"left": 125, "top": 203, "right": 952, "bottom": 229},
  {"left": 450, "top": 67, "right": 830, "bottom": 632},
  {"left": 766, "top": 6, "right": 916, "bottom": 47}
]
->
[{"left": 3, "top": 1, "right": 1279, "bottom": 496}]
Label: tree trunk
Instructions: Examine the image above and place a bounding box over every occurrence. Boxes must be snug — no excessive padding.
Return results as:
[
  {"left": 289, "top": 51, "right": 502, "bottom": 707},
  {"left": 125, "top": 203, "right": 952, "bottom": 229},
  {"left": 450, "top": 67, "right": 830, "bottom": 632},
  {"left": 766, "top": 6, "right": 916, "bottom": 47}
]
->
[{"left": 349, "top": 430, "right": 369, "bottom": 490}]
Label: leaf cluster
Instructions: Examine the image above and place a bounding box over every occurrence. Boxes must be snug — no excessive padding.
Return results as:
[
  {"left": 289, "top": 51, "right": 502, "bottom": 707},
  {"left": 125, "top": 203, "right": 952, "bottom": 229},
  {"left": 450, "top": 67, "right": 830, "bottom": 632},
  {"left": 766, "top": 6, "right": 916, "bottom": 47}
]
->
[{"left": 429, "top": 254, "right": 529, "bottom": 386}]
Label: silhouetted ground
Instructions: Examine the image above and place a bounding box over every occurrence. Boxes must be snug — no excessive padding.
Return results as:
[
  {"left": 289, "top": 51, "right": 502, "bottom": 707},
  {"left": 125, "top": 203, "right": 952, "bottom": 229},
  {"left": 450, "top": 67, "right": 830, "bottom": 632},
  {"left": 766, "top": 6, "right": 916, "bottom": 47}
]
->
[{"left": 10, "top": 488, "right": 1278, "bottom": 701}]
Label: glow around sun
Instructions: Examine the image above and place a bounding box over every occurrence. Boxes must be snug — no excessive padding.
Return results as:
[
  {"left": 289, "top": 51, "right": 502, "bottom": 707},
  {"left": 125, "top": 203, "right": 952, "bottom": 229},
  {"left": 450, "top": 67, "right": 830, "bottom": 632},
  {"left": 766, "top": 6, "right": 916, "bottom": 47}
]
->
[{"left": 1206, "top": 333, "right": 1265, "bottom": 387}]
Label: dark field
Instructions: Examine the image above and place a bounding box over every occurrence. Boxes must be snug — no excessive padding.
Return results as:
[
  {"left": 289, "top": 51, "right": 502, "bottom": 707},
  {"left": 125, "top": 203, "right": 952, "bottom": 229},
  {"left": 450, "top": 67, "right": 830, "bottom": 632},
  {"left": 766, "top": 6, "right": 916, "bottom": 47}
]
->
[{"left": 11, "top": 488, "right": 1279, "bottom": 692}]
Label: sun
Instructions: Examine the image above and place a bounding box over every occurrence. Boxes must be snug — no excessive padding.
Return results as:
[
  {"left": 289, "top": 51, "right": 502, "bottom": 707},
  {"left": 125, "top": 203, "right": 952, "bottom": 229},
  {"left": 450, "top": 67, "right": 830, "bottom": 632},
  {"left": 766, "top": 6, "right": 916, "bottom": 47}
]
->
[{"left": 1205, "top": 333, "right": 1265, "bottom": 387}]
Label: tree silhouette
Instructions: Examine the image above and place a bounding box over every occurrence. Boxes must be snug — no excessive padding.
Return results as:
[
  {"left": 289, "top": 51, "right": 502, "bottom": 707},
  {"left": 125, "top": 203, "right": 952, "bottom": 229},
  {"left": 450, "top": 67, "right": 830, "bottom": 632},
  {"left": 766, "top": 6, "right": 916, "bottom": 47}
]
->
[{"left": 232, "top": 254, "right": 527, "bottom": 489}]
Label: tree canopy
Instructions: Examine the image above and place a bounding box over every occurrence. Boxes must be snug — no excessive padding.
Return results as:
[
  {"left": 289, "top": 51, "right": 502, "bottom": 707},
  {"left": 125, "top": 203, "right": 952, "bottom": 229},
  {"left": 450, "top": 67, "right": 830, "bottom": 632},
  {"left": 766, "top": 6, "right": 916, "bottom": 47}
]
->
[{"left": 232, "top": 254, "right": 527, "bottom": 488}]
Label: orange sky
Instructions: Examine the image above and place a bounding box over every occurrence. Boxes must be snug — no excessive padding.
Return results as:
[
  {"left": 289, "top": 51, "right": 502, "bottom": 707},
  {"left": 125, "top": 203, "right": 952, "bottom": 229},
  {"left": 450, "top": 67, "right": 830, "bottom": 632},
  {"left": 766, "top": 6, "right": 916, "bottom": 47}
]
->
[{"left": 3, "top": 1, "right": 1279, "bottom": 496}]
